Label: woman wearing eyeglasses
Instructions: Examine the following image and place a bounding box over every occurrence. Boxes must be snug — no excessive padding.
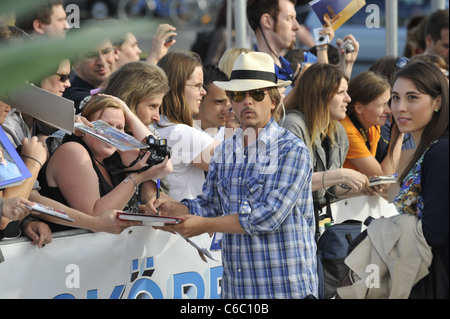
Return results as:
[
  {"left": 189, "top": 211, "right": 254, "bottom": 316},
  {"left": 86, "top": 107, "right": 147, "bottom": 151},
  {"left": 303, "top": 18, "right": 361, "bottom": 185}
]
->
[
  {"left": 156, "top": 51, "right": 221, "bottom": 202},
  {"left": 282, "top": 63, "right": 369, "bottom": 210}
]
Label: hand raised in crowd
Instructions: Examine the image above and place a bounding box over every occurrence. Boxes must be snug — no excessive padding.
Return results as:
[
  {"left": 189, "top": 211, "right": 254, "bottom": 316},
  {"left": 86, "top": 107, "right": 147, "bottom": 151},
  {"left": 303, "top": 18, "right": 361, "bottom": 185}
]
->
[
  {"left": 336, "top": 34, "right": 360, "bottom": 78},
  {"left": 147, "top": 24, "right": 177, "bottom": 65},
  {"left": 1, "top": 197, "right": 34, "bottom": 221},
  {"left": 314, "top": 15, "right": 336, "bottom": 65},
  {"left": 336, "top": 34, "right": 360, "bottom": 65},
  {"left": 321, "top": 15, "right": 336, "bottom": 43}
]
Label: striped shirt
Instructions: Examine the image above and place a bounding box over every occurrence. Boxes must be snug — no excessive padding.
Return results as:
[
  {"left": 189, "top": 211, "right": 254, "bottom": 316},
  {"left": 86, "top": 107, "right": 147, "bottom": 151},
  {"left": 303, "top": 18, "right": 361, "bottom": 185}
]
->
[{"left": 182, "top": 118, "right": 318, "bottom": 299}]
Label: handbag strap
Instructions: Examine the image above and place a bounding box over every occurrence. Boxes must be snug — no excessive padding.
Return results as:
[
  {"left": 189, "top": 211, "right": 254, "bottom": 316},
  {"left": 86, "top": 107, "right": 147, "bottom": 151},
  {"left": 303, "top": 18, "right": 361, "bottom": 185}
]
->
[{"left": 314, "top": 195, "right": 333, "bottom": 243}]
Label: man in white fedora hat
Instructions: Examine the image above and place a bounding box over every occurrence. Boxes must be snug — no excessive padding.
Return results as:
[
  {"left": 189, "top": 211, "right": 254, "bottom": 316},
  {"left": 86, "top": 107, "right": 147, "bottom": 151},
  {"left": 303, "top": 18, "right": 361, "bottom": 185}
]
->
[{"left": 154, "top": 52, "right": 318, "bottom": 299}]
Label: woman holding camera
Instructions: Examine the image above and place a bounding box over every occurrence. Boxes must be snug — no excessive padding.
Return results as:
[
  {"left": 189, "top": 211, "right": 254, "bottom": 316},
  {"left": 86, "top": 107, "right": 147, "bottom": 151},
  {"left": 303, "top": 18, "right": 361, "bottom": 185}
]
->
[
  {"left": 39, "top": 96, "right": 171, "bottom": 223},
  {"left": 101, "top": 61, "right": 173, "bottom": 205}
]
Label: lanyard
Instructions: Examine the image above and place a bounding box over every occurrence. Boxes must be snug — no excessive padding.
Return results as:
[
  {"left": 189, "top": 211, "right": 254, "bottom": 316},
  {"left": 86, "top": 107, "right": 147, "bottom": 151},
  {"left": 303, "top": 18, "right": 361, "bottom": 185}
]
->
[{"left": 349, "top": 114, "right": 371, "bottom": 151}]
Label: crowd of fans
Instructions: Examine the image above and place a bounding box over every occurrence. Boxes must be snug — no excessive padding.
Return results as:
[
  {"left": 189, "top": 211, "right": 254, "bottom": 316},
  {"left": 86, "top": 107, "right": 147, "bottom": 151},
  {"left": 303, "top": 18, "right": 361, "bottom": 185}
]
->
[{"left": 0, "top": 0, "right": 448, "bottom": 299}]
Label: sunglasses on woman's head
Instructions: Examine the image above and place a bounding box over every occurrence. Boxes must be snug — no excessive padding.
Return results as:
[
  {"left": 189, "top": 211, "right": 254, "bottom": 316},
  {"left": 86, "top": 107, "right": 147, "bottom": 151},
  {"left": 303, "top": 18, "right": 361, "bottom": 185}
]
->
[
  {"left": 55, "top": 73, "right": 70, "bottom": 82},
  {"left": 230, "top": 89, "right": 267, "bottom": 103},
  {"left": 395, "top": 57, "right": 409, "bottom": 69}
]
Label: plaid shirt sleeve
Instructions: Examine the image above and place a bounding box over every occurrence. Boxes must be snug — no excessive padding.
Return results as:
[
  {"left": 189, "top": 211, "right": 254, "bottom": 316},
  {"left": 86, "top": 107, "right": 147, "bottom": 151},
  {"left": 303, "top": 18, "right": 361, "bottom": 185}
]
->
[
  {"left": 238, "top": 140, "right": 313, "bottom": 236},
  {"left": 181, "top": 157, "right": 223, "bottom": 218}
]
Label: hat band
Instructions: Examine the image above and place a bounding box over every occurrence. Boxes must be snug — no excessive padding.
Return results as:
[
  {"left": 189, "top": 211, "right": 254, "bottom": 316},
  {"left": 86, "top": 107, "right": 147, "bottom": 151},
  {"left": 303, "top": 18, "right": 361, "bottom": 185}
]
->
[{"left": 230, "top": 70, "right": 278, "bottom": 84}]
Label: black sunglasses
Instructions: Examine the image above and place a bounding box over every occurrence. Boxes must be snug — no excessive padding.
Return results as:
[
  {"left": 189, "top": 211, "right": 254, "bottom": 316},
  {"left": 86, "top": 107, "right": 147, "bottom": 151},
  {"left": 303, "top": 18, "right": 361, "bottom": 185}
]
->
[
  {"left": 55, "top": 73, "right": 70, "bottom": 82},
  {"left": 230, "top": 89, "right": 267, "bottom": 103}
]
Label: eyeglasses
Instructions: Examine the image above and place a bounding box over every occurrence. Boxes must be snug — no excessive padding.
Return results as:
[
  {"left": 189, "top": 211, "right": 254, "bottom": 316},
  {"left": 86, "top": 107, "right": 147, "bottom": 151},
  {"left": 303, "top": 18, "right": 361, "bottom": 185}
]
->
[
  {"left": 186, "top": 83, "right": 204, "bottom": 91},
  {"left": 230, "top": 89, "right": 267, "bottom": 103},
  {"left": 395, "top": 57, "right": 409, "bottom": 69},
  {"left": 55, "top": 73, "right": 70, "bottom": 82},
  {"left": 83, "top": 47, "right": 115, "bottom": 60}
]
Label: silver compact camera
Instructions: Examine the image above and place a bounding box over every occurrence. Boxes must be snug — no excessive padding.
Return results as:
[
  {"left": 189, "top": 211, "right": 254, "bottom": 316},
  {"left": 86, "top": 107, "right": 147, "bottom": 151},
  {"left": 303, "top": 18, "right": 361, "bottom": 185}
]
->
[
  {"left": 313, "top": 27, "right": 330, "bottom": 46},
  {"left": 340, "top": 39, "right": 355, "bottom": 53}
]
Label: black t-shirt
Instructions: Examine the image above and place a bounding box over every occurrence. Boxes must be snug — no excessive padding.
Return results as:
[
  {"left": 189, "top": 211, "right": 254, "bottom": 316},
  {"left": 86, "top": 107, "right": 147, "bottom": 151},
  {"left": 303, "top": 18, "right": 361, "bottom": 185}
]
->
[
  {"left": 38, "top": 135, "right": 139, "bottom": 232},
  {"left": 62, "top": 75, "right": 95, "bottom": 114}
]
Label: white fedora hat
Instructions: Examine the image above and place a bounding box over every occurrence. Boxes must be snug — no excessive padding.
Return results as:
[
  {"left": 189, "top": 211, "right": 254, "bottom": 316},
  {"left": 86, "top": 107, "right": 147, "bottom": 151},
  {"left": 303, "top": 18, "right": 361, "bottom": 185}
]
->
[{"left": 214, "top": 52, "right": 291, "bottom": 91}]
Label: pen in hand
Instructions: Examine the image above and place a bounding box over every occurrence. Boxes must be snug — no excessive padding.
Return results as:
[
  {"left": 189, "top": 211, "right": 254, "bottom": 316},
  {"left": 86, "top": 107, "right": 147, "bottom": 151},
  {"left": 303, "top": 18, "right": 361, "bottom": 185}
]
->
[{"left": 156, "top": 179, "right": 160, "bottom": 215}]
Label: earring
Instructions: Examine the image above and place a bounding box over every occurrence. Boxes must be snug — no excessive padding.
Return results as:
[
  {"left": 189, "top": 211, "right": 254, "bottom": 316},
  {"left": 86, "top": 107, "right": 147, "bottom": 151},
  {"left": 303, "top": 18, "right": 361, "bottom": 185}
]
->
[{"left": 435, "top": 109, "right": 440, "bottom": 112}]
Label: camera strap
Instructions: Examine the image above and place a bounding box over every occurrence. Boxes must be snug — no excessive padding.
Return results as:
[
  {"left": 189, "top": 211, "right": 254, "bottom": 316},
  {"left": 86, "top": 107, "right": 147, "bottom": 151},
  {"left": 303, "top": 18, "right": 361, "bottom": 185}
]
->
[
  {"left": 349, "top": 113, "right": 371, "bottom": 152},
  {"left": 98, "top": 150, "right": 151, "bottom": 176},
  {"left": 121, "top": 150, "right": 152, "bottom": 174}
]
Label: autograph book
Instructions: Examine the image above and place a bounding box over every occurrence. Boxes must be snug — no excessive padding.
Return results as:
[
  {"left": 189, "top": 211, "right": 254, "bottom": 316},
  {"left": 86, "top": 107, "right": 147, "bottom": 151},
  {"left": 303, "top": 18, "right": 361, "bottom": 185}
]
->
[
  {"left": 117, "top": 212, "right": 217, "bottom": 261},
  {"left": 369, "top": 174, "right": 398, "bottom": 187},
  {"left": 75, "top": 120, "right": 148, "bottom": 151},
  {"left": 309, "top": 0, "right": 366, "bottom": 30},
  {"left": 0, "top": 126, "right": 32, "bottom": 189},
  {"left": 117, "top": 212, "right": 185, "bottom": 226},
  {"left": 7, "top": 84, "right": 75, "bottom": 134},
  {"left": 26, "top": 203, "right": 74, "bottom": 222}
]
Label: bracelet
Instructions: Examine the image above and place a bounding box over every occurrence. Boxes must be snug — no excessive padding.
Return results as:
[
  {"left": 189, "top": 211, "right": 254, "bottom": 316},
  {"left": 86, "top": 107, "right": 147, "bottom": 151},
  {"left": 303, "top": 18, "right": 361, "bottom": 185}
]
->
[
  {"left": 124, "top": 174, "right": 139, "bottom": 195},
  {"left": 316, "top": 45, "right": 328, "bottom": 51},
  {"left": 21, "top": 155, "right": 43, "bottom": 168},
  {"left": 20, "top": 215, "right": 38, "bottom": 230},
  {"left": 337, "top": 184, "right": 352, "bottom": 197}
]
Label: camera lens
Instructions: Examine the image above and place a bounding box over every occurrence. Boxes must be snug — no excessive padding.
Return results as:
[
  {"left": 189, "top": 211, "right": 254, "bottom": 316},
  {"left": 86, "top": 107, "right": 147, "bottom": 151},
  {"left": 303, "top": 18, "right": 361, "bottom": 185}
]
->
[{"left": 319, "top": 36, "right": 324, "bottom": 42}]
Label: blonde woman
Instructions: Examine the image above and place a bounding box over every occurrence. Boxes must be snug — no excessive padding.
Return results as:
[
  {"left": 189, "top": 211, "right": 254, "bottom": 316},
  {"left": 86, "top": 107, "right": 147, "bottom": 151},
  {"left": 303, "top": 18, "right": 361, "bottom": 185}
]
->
[
  {"left": 40, "top": 96, "right": 171, "bottom": 218},
  {"left": 102, "top": 61, "right": 172, "bottom": 202}
]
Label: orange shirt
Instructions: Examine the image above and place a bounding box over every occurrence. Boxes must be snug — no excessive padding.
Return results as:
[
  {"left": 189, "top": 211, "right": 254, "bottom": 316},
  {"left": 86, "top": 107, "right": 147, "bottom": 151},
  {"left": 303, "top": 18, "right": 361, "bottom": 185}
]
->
[{"left": 340, "top": 116, "right": 380, "bottom": 171}]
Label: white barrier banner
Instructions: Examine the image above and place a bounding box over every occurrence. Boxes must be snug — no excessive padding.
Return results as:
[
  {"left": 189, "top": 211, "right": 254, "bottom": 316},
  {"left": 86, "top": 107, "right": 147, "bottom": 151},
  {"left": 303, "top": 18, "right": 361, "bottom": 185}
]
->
[
  {"left": 330, "top": 195, "right": 399, "bottom": 225},
  {"left": 0, "top": 226, "right": 223, "bottom": 299}
]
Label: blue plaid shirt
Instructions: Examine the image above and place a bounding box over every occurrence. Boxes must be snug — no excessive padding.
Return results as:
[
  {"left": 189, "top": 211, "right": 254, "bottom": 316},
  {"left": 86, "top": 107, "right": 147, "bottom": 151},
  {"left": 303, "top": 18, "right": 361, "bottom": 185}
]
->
[{"left": 182, "top": 118, "right": 318, "bottom": 299}]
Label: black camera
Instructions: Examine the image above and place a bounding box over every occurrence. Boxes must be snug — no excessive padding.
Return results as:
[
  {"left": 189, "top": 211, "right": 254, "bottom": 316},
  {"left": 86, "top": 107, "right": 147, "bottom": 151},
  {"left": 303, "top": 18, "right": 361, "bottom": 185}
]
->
[{"left": 145, "top": 135, "right": 172, "bottom": 166}]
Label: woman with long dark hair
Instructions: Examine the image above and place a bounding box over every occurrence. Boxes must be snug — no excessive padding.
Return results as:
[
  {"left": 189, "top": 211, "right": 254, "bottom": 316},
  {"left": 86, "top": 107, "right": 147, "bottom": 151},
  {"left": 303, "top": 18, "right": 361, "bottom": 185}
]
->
[{"left": 391, "top": 61, "right": 449, "bottom": 298}]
